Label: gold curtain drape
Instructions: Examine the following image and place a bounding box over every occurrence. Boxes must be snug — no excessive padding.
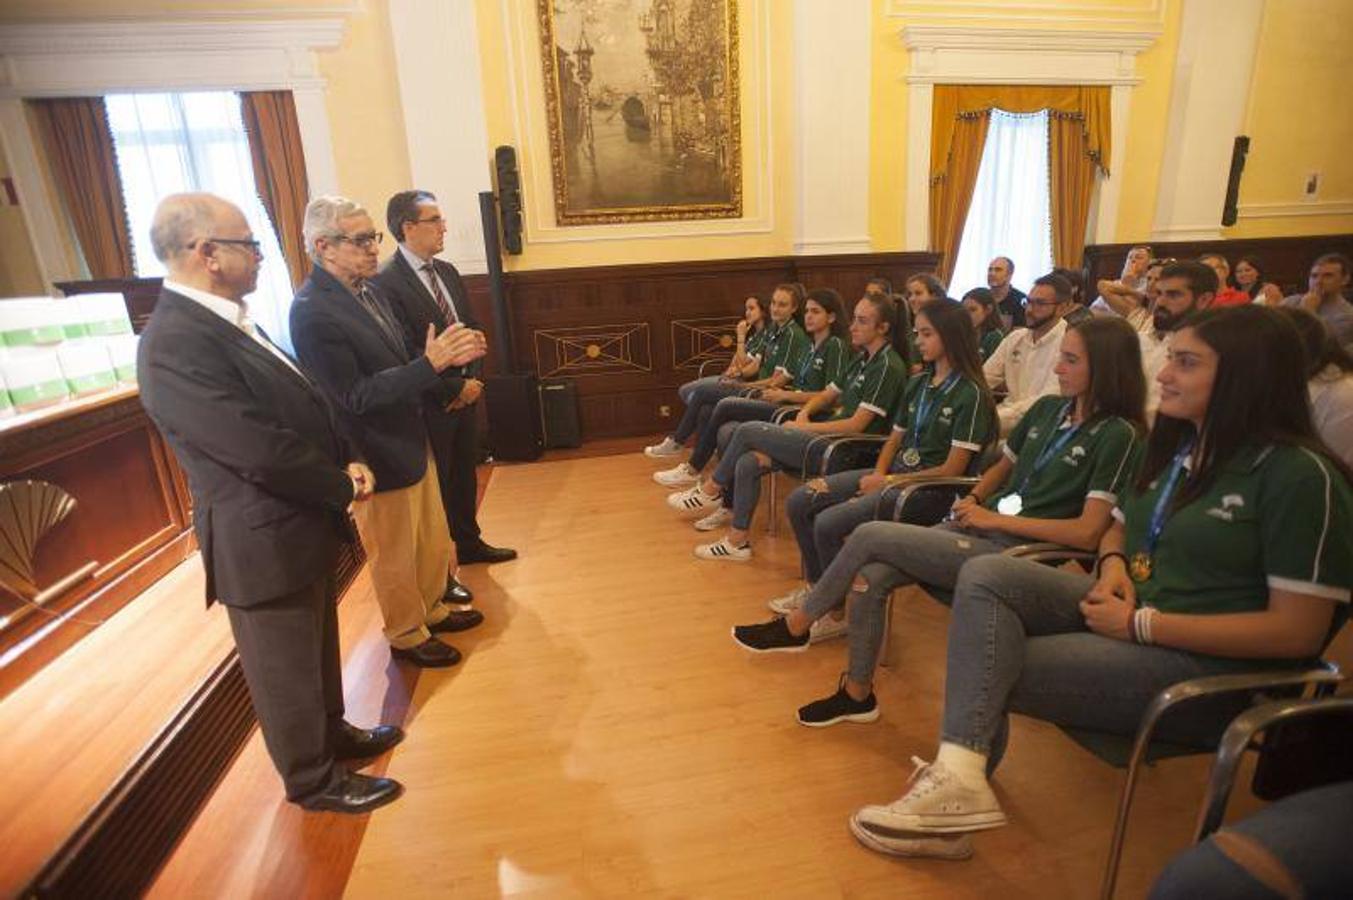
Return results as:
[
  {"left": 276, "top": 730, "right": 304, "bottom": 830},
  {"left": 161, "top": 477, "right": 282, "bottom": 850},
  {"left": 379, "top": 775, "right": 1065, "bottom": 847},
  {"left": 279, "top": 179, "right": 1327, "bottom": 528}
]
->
[
  {"left": 28, "top": 98, "right": 134, "bottom": 280},
  {"left": 239, "top": 91, "right": 311, "bottom": 289},
  {"left": 929, "top": 85, "right": 1111, "bottom": 282}
]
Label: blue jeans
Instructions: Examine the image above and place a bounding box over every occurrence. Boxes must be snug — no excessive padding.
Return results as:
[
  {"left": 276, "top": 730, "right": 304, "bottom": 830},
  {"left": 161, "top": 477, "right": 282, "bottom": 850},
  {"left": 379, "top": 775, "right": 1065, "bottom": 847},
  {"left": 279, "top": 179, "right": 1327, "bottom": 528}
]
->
[
  {"left": 1150, "top": 782, "right": 1353, "bottom": 899},
  {"left": 712, "top": 421, "right": 828, "bottom": 532},
  {"left": 798, "top": 521, "right": 1025, "bottom": 683},
  {"left": 941, "top": 555, "right": 1276, "bottom": 765},
  {"left": 673, "top": 378, "right": 743, "bottom": 444},
  {"left": 786, "top": 471, "right": 954, "bottom": 583},
  {"left": 689, "top": 396, "right": 779, "bottom": 471}
]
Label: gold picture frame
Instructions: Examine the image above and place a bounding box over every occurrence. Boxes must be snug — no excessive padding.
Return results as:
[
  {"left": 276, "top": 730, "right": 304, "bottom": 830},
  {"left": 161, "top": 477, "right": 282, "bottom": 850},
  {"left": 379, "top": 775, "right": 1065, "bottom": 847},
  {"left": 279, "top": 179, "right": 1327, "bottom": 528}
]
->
[{"left": 537, "top": 0, "right": 743, "bottom": 225}]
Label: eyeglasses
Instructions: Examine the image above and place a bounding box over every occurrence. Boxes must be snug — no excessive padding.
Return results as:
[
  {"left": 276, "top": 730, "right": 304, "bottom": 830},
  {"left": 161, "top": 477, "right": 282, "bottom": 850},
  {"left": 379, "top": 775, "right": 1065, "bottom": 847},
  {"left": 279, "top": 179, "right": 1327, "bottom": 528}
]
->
[
  {"left": 191, "top": 237, "right": 263, "bottom": 256},
  {"left": 334, "top": 231, "right": 384, "bottom": 249},
  {"left": 1025, "top": 298, "right": 1062, "bottom": 309},
  {"left": 413, "top": 216, "right": 445, "bottom": 226}
]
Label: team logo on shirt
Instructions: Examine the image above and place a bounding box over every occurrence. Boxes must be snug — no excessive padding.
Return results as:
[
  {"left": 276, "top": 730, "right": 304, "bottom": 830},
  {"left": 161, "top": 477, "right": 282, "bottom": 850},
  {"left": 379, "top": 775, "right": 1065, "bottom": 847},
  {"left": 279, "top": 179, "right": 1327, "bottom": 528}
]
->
[
  {"left": 939, "top": 406, "right": 954, "bottom": 424},
  {"left": 1205, "top": 493, "right": 1246, "bottom": 522},
  {"left": 1071, "top": 446, "right": 1087, "bottom": 458},
  {"left": 1027, "top": 427, "right": 1040, "bottom": 440}
]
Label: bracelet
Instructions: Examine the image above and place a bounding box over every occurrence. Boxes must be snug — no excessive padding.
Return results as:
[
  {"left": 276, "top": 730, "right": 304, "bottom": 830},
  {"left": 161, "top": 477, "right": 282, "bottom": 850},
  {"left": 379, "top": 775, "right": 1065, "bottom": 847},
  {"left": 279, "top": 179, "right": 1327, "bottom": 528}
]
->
[
  {"left": 1132, "top": 607, "right": 1157, "bottom": 645},
  {"left": 1096, "top": 551, "right": 1129, "bottom": 577}
]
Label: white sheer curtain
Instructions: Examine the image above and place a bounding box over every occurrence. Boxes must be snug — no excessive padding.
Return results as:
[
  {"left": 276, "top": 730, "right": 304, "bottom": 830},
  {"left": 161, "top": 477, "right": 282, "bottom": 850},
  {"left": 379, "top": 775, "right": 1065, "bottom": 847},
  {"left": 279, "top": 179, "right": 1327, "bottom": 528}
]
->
[
  {"left": 948, "top": 109, "right": 1054, "bottom": 300},
  {"left": 106, "top": 91, "right": 296, "bottom": 351}
]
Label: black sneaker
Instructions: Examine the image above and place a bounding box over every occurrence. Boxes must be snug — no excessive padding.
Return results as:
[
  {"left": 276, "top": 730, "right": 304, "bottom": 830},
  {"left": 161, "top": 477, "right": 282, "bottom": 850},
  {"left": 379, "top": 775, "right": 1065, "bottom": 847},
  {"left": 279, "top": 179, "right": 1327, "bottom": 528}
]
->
[
  {"left": 731, "top": 617, "right": 810, "bottom": 653},
  {"left": 797, "top": 676, "right": 879, "bottom": 727}
]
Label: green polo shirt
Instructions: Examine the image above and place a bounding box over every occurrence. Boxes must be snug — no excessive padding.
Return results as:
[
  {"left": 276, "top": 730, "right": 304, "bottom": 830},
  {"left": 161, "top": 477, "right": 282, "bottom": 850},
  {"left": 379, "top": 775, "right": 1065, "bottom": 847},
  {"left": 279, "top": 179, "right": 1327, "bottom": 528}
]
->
[
  {"left": 744, "top": 325, "right": 770, "bottom": 363},
  {"left": 1114, "top": 443, "right": 1353, "bottom": 617},
  {"left": 987, "top": 395, "right": 1140, "bottom": 519},
  {"left": 794, "top": 334, "right": 847, "bottom": 393},
  {"left": 891, "top": 372, "right": 993, "bottom": 470},
  {"left": 979, "top": 329, "right": 1004, "bottom": 362},
  {"left": 828, "top": 345, "right": 907, "bottom": 435},
  {"left": 760, "top": 320, "right": 811, "bottom": 381}
]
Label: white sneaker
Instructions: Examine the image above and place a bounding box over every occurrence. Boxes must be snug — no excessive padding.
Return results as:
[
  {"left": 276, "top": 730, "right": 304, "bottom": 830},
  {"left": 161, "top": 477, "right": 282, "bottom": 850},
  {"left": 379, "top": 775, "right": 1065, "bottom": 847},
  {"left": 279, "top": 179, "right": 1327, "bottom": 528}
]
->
[
  {"left": 653, "top": 462, "right": 701, "bottom": 486},
  {"left": 644, "top": 436, "right": 684, "bottom": 458},
  {"left": 808, "top": 613, "right": 848, "bottom": 644},
  {"left": 848, "top": 813, "right": 975, "bottom": 861},
  {"left": 667, "top": 485, "right": 721, "bottom": 516},
  {"left": 768, "top": 584, "right": 810, "bottom": 615},
  {"left": 694, "top": 537, "right": 752, "bottom": 562},
  {"left": 694, "top": 507, "right": 732, "bottom": 531},
  {"left": 854, "top": 757, "right": 1007, "bottom": 835}
]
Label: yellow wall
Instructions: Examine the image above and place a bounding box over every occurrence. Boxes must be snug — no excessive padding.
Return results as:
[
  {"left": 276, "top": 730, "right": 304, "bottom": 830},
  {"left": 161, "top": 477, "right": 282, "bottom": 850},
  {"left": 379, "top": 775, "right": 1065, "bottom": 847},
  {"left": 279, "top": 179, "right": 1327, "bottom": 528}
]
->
[
  {"left": 0, "top": 142, "right": 46, "bottom": 297},
  {"left": 1224, "top": 0, "right": 1353, "bottom": 238},
  {"left": 472, "top": 0, "right": 796, "bottom": 271}
]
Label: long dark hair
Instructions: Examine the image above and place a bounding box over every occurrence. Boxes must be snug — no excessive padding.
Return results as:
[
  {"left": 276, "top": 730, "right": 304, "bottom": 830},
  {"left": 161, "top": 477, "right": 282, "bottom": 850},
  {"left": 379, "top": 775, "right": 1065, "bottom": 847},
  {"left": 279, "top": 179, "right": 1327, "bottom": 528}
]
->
[
  {"left": 1231, "top": 255, "right": 1268, "bottom": 298},
  {"left": 915, "top": 299, "right": 998, "bottom": 442},
  {"left": 1135, "top": 306, "right": 1352, "bottom": 501},
  {"left": 1275, "top": 306, "right": 1353, "bottom": 378},
  {"left": 889, "top": 293, "right": 915, "bottom": 368},
  {"left": 855, "top": 291, "right": 905, "bottom": 358},
  {"left": 806, "top": 288, "right": 849, "bottom": 343},
  {"left": 1069, "top": 317, "right": 1147, "bottom": 434},
  {"left": 962, "top": 287, "right": 1003, "bottom": 336},
  {"left": 745, "top": 293, "right": 771, "bottom": 332},
  {"left": 906, "top": 273, "right": 947, "bottom": 304}
]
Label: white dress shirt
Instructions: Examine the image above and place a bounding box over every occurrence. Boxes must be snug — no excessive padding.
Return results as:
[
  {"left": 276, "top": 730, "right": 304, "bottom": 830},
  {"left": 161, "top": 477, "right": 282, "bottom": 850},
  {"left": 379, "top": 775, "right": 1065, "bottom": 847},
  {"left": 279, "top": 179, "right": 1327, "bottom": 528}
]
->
[
  {"left": 983, "top": 317, "right": 1067, "bottom": 434},
  {"left": 1311, "top": 364, "right": 1353, "bottom": 469},
  {"left": 1139, "top": 329, "right": 1171, "bottom": 424},
  {"left": 164, "top": 279, "right": 306, "bottom": 380},
  {"left": 399, "top": 244, "right": 460, "bottom": 323}
]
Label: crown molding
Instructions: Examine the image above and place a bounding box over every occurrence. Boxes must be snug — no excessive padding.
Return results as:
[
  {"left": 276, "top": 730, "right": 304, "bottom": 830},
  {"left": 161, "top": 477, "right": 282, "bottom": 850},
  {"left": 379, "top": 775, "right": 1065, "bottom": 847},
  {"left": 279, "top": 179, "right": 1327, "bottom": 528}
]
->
[
  {"left": 0, "top": 18, "right": 346, "bottom": 57},
  {"left": 1236, "top": 200, "right": 1353, "bottom": 220}
]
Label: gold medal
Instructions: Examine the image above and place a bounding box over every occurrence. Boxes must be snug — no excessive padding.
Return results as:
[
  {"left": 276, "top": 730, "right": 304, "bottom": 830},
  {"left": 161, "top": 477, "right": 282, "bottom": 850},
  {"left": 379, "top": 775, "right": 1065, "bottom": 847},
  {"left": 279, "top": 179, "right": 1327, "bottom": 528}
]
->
[
  {"left": 902, "top": 448, "right": 922, "bottom": 468},
  {"left": 1129, "top": 551, "right": 1153, "bottom": 583}
]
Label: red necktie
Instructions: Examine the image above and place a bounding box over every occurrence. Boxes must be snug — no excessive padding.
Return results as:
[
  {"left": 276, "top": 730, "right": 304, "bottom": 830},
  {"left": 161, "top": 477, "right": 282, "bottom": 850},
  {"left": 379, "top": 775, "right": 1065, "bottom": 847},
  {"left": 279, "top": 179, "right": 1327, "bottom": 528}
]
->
[{"left": 421, "top": 263, "right": 457, "bottom": 325}]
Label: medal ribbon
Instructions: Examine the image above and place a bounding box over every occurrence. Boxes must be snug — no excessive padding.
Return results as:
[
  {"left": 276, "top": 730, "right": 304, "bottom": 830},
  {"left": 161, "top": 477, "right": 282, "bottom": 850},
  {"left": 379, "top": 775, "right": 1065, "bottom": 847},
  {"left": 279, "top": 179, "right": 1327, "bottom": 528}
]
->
[
  {"left": 906, "top": 370, "right": 961, "bottom": 452},
  {"left": 1142, "top": 438, "right": 1194, "bottom": 559},
  {"left": 1012, "top": 400, "right": 1082, "bottom": 496}
]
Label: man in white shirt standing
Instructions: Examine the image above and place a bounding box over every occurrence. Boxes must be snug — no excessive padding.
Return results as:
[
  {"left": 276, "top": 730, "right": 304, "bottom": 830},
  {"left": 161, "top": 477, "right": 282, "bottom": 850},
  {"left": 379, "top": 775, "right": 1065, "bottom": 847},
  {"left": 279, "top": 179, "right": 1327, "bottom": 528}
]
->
[{"left": 983, "top": 272, "right": 1072, "bottom": 434}]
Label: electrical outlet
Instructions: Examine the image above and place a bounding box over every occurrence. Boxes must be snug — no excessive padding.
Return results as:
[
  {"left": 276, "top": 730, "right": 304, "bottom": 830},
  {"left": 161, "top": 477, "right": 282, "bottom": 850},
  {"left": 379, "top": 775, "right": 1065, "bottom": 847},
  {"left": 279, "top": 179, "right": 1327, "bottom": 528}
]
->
[
  {"left": 659, "top": 405, "right": 671, "bottom": 418},
  {"left": 1304, "top": 171, "right": 1321, "bottom": 201}
]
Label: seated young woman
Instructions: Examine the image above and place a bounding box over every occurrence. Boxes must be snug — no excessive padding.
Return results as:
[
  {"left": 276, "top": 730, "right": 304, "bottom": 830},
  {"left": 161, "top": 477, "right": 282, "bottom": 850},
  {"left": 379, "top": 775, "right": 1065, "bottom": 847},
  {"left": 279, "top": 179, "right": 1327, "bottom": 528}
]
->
[
  {"left": 1277, "top": 306, "right": 1353, "bottom": 469},
  {"left": 774, "top": 299, "right": 998, "bottom": 621},
  {"left": 644, "top": 291, "right": 774, "bottom": 459},
  {"left": 903, "top": 273, "right": 948, "bottom": 373},
  {"left": 731, "top": 317, "right": 1146, "bottom": 731},
  {"left": 845, "top": 305, "right": 1352, "bottom": 861},
  {"left": 962, "top": 287, "right": 1006, "bottom": 361},
  {"left": 653, "top": 288, "right": 845, "bottom": 488},
  {"left": 666, "top": 292, "right": 909, "bottom": 560}
]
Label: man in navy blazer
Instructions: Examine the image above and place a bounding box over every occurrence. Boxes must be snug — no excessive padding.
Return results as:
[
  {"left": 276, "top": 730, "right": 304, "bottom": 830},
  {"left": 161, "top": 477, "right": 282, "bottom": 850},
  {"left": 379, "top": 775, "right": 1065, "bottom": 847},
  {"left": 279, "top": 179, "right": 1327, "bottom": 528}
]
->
[
  {"left": 290, "top": 196, "right": 486, "bottom": 669},
  {"left": 374, "top": 190, "right": 517, "bottom": 568},
  {"left": 138, "top": 193, "right": 400, "bottom": 814}
]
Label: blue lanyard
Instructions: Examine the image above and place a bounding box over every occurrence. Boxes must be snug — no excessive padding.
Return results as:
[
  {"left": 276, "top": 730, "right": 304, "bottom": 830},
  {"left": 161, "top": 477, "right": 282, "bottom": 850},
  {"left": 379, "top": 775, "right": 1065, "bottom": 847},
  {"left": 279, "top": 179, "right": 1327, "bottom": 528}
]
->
[
  {"left": 798, "top": 336, "right": 824, "bottom": 383},
  {"left": 1014, "top": 401, "right": 1081, "bottom": 494},
  {"left": 908, "top": 371, "right": 960, "bottom": 448},
  {"left": 1143, "top": 438, "right": 1194, "bottom": 556}
]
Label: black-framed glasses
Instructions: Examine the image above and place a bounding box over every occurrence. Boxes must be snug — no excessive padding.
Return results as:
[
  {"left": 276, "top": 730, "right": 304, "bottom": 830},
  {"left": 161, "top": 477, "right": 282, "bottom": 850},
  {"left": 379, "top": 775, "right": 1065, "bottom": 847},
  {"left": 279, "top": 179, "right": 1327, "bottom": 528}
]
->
[
  {"left": 335, "top": 231, "right": 384, "bottom": 249},
  {"left": 413, "top": 215, "right": 444, "bottom": 226},
  {"left": 191, "top": 237, "right": 263, "bottom": 256}
]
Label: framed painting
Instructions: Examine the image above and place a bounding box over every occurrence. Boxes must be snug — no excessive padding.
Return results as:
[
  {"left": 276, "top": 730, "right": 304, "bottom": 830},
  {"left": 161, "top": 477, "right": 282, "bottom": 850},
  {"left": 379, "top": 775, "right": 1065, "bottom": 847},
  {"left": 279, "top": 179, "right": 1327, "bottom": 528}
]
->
[{"left": 537, "top": 0, "right": 743, "bottom": 225}]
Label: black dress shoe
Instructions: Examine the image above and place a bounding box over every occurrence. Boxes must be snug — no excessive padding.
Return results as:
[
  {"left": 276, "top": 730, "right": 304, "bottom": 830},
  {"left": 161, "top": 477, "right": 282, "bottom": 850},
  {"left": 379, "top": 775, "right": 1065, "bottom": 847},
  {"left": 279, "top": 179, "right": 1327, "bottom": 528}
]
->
[
  {"left": 444, "top": 576, "right": 474, "bottom": 605},
  {"left": 429, "top": 608, "right": 484, "bottom": 634},
  {"left": 390, "top": 637, "right": 462, "bottom": 668},
  {"left": 300, "top": 771, "right": 403, "bottom": 814},
  {"left": 332, "top": 721, "right": 405, "bottom": 761},
  {"left": 458, "top": 542, "right": 518, "bottom": 564}
]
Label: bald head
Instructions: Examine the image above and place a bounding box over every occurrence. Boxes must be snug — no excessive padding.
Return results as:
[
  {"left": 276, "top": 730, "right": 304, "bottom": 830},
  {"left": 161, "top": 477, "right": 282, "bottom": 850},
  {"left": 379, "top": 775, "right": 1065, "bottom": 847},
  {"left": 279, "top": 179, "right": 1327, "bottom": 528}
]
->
[{"left": 151, "top": 193, "right": 259, "bottom": 302}]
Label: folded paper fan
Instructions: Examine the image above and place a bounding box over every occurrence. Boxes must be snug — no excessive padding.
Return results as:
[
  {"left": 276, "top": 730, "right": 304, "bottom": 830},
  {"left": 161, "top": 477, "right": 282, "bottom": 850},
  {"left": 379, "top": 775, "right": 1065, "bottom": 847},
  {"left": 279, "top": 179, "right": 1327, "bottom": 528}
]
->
[{"left": 0, "top": 480, "right": 78, "bottom": 600}]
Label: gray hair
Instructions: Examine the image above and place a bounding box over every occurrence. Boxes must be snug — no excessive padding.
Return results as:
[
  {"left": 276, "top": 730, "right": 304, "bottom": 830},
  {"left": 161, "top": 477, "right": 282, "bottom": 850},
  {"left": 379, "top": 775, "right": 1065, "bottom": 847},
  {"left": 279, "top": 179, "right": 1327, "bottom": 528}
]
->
[
  {"left": 150, "top": 192, "right": 227, "bottom": 263},
  {"left": 303, "top": 195, "right": 368, "bottom": 262}
]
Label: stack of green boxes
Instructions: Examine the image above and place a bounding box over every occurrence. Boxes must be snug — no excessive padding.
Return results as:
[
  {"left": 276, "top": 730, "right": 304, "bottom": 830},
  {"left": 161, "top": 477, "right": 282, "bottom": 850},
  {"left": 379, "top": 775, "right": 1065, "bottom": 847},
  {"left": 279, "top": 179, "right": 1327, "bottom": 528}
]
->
[{"left": 0, "top": 294, "right": 135, "bottom": 416}]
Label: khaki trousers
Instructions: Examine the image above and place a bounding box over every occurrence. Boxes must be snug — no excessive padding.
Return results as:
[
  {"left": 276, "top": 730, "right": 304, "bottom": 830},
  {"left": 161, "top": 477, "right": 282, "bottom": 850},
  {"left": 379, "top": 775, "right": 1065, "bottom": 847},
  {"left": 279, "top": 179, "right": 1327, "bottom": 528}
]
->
[{"left": 352, "top": 450, "right": 454, "bottom": 648}]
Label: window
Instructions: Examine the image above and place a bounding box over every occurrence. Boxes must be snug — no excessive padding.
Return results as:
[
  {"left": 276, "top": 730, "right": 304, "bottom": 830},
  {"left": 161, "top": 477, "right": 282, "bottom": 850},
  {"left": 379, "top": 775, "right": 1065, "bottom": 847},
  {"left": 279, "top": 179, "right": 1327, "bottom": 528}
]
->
[
  {"left": 948, "top": 109, "right": 1054, "bottom": 300},
  {"left": 106, "top": 91, "right": 297, "bottom": 351}
]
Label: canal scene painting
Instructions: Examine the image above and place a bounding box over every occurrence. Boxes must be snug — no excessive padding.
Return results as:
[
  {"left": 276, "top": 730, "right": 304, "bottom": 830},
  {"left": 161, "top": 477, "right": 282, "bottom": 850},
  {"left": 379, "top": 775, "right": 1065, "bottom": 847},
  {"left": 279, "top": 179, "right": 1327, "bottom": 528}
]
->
[{"left": 537, "top": 0, "right": 743, "bottom": 225}]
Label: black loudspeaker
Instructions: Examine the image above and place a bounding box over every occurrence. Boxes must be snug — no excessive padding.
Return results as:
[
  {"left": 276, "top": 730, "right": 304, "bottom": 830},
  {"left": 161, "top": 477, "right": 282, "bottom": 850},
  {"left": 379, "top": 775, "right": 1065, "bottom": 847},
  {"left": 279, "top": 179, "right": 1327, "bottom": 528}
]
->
[
  {"left": 484, "top": 373, "right": 543, "bottom": 461},
  {"left": 539, "top": 379, "right": 582, "bottom": 449},
  {"left": 494, "top": 145, "right": 523, "bottom": 255},
  {"left": 1221, "top": 135, "right": 1250, "bottom": 227}
]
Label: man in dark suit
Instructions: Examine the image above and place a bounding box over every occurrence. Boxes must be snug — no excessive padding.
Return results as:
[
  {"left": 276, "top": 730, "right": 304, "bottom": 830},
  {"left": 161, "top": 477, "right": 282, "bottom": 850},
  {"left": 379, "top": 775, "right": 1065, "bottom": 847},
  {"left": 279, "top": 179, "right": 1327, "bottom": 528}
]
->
[
  {"left": 137, "top": 193, "right": 401, "bottom": 813},
  {"left": 290, "top": 196, "right": 486, "bottom": 669},
  {"left": 374, "top": 190, "right": 517, "bottom": 567}
]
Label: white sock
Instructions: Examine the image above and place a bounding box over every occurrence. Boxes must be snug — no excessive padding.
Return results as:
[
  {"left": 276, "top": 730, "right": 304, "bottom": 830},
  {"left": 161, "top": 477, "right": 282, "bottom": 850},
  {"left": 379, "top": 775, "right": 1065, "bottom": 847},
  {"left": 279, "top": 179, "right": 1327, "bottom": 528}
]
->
[{"left": 935, "top": 742, "right": 989, "bottom": 789}]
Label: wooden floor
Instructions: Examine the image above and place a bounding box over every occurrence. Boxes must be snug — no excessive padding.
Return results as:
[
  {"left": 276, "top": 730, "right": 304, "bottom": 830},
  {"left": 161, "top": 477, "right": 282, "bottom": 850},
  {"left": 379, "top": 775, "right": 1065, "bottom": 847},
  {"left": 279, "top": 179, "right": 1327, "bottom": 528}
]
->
[{"left": 147, "top": 451, "right": 1346, "bottom": 899}]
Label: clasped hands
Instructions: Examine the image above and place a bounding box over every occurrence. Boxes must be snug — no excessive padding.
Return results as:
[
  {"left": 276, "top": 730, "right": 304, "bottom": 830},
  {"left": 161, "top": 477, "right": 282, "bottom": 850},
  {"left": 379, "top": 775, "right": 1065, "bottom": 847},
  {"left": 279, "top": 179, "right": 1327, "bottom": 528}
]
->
[
  {"left": 345, "top": 461, "right": 375, "bottom": 509},
  {"left": 1078, "top": 559, "right": 1136, "bottom": 641}
]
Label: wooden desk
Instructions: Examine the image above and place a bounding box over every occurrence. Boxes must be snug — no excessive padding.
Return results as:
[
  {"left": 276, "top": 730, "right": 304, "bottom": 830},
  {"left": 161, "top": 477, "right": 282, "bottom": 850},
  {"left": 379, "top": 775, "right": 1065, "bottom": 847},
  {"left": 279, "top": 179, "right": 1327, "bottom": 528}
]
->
[{"left": 0, "top": 385, "right": 195, "bottom": 698}]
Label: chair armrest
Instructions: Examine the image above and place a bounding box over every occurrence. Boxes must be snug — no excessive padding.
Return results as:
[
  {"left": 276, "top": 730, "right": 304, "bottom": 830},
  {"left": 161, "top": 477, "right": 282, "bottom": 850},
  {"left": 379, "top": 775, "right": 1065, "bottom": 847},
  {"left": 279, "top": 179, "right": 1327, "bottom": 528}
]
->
[
  {"left": 698, "top": 357, "right": 732, "bottom": 378},
  {"left": 1195, "top": 694, "right": 1353, "bottom": 841},
  {"left": 771, "top": 404, "right": 804, "bottom": 424},
  {"left": 881, "top": 477, "right": 979, "bottom": 521},
  {"left": 814, "top": 433, "right": 889, "bottom": 476}
]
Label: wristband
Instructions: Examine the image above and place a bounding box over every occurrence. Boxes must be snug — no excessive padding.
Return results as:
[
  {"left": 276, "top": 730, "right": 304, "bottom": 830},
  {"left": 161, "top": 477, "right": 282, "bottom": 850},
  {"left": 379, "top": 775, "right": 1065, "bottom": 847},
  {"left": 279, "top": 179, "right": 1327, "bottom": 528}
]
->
[
  {"left": 1096, "top": 551, "right": 1129, "bottom": 577},
  {"left": 1132, "top": 607, "right": 1157, "bottom": 645}
]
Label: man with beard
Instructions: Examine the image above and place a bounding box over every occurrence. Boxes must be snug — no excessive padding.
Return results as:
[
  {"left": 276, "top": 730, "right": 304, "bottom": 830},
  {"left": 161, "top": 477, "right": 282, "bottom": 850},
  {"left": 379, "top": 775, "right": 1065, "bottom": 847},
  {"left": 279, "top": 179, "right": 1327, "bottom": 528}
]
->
[
  {"left": 983, "top": 273, "right": 1073, "bottom": 434},
  {"left": 1141, "top": 260, "right": 1217, "bottom": 420}
]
